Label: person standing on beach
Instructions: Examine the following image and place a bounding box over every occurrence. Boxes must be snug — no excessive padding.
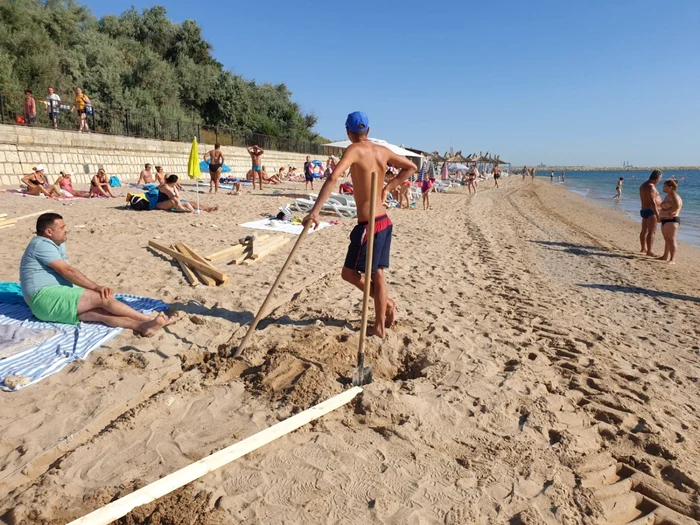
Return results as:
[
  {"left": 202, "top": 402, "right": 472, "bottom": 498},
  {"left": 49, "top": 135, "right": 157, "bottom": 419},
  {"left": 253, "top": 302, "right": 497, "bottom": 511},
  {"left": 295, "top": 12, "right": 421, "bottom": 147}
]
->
[
  {"left": 204, "top": 143, "right": 224, "bottom": 194},
  {"left": 70, "top": 87, "right": 91, "bottom": 132},
  {"left": 531, "top": 168, "right": 536, "bottom": 181},
  {"left": 613, "top": 177, "right": 624, "bottom": 199},
  {"left": 658, "top": 179, "right": 682, "bottom": 264},
  {"left": 24, "top": 90, "right": 37, "bottom": 126},
  {"left": 247, "top": 145, "right": 264, "bottom": 190},
  {"left": 522, "top": 167, "right": 528, "bottom": 181},
  {"left": 304, "top": 156, "right": 315, "bottom": 190},
  {"left": 639, "top": 169, "right": 663, "bottom": 256},
  {"left": 562, "top": 171, "right": 566, "bottom": 182},
  {"left": 550, "top": 171, "right": 554, "bottom": 183},
  {"left": 46, "top": 87, "right": 61, "bottom": 129},
  {"left": 303, "top": 111, "right": 417, "bottom": 338}
]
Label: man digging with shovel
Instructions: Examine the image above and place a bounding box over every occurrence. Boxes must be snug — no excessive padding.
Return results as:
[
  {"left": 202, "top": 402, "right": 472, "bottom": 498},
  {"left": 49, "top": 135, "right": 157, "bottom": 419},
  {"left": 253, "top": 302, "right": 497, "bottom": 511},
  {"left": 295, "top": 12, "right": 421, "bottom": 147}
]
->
[{"left": 302, "top": 111, "right": 417, "bottom": 338}]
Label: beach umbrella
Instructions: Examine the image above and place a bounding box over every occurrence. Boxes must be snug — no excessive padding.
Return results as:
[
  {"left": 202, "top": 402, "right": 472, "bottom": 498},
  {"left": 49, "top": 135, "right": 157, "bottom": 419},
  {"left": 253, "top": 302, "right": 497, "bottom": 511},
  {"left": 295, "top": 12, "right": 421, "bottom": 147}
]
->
[
  {"left": 323, "top": 138, "right": 423, "bottom": 159},
  {"left": 448, "top": 163, "right": 469, "bottom": 172},
  {"left": 188, "top": 136, "right": 201, "bottom": 213}
]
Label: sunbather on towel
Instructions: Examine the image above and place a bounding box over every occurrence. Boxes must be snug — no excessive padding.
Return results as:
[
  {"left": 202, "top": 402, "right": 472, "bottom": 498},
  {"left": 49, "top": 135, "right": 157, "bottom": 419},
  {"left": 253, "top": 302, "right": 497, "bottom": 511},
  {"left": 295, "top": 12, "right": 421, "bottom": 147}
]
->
[
  {"left": 19, "top": 213, "right": 179, "bottom": 335},
  {"left": 303, "top": 111, "right": 417, "bottom": 338},
  {"left": 158, "top": 175, "right": 218, "bottom": 212},
  {"left": 21, "top": 165, "right": 61, "bottom": 198}
]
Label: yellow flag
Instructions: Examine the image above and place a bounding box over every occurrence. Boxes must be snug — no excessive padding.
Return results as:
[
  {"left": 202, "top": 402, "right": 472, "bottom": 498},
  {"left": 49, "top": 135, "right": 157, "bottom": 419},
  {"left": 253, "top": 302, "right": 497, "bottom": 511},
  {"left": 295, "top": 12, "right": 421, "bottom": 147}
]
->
[{"left": 188, "top": 137, "right": 201, "bottom": 179}]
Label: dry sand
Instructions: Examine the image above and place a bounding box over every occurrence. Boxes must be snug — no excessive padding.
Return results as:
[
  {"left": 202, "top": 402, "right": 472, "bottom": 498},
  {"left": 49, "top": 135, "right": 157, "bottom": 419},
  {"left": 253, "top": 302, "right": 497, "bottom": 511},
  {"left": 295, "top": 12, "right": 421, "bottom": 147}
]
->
[{"left": 0, "top": 176, "right": 699, "bottom": 524}]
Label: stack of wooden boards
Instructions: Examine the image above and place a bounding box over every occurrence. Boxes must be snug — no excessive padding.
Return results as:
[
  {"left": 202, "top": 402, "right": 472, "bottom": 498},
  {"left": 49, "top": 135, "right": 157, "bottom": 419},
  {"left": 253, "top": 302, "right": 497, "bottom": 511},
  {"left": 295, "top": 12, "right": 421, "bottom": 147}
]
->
[
  {"left": 148, "top": 234, "right": 291, "bottom": 287},
  {"left": 0, "top": 209, "right": 54, "bottom": 230}
]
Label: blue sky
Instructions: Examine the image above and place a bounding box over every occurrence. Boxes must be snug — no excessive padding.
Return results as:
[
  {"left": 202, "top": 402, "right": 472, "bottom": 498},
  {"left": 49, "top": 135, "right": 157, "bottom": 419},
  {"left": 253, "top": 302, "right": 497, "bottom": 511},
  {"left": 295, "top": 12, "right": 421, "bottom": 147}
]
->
[{"left": 87, "top": 0, "right": 700, "bottom": 166}]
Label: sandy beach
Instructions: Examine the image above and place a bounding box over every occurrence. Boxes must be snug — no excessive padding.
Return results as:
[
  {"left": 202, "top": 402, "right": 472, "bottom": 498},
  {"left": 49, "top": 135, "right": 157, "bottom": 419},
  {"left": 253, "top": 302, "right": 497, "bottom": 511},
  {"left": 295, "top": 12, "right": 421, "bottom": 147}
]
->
[{"left": 1, "top": 175, "right": 699, "bottom": 524}]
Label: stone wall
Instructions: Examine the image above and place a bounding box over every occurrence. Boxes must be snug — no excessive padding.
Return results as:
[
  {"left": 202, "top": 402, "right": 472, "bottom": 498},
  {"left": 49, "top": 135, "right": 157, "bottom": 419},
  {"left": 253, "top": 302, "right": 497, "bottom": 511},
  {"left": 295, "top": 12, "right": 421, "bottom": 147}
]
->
[{"left": 0, "top": 124, "right": 328, "bottom": 187}]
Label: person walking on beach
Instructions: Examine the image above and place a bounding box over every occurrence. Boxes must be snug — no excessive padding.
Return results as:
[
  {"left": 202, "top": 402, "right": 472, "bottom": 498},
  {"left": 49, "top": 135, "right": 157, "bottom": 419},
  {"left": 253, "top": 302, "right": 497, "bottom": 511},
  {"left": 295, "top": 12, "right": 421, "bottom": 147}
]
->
[
  {"left": 658, "top": 179, "right": 682, "bottom": 264},
  {"left": 46, "top": 87, "right": 61, "bottom": 129},
  {"left": 24, "top": 90, "right": 37, "bottom": 126},
  {"left": 247, "top": 145, "right": 264, "bottom": 190},
  {"left": 613, "top": 177, "right": 624, "bottom": 199},
  {"left": 204, "top": 143, "right": 224, "bottom": 194},
  {"left": 20, "top": 213, "right": 179, "bottom": 334},
  {"left": 493, "top": 164, "right": 501, "bottom": 188},
  {"left": 522, "top": 167, "right": 528, "bottom": 181},
  {"left": 70, "top": 87, "right": 91, "bottom": 132},
  {"left": 468, "top": 165, "right": 478, "bottom": 194},
  {"left": 562, "top": 171, "right": 566, "bottom": 182},
  {"left": 531, "top": 168, "right": 536, "bottom": 181},
  {"left": 304, "top": 156, "right": 316, "bottom": 190},
  {"left": 422, "top": 176, "right": 434, "bottom": 209},
  {"left": 639, "top": 169, "right": 663, "bottom": 256},
  {"left": 303, "top": 111, "right": 417, "bottom": 338},
  {"left": 550, "top": 171, "right": 554, "bottom": 183}
]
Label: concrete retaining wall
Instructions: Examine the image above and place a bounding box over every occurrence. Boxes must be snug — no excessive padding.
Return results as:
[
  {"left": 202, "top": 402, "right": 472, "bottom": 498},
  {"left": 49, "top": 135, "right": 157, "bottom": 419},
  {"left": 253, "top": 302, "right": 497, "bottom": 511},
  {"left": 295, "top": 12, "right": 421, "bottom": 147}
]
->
[{"left": 0, "top": 124, "right": 327, "bottom": 186}]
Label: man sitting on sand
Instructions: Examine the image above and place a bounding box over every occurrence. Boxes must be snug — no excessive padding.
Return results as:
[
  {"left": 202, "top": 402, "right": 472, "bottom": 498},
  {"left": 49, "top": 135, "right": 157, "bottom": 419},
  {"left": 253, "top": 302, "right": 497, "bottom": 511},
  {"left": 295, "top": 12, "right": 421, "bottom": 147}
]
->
[
  {"left": 137, "top": 164, "right": 154, "bottom": 185},
  {"left": 303, "top": 111, "right": 417, "bottom": 338},
  {"left": 639, "top": 169, "right": 662, "bottom": 256},
  {"left": 20, "top": 213, "right": 177, "bottom": 335}
]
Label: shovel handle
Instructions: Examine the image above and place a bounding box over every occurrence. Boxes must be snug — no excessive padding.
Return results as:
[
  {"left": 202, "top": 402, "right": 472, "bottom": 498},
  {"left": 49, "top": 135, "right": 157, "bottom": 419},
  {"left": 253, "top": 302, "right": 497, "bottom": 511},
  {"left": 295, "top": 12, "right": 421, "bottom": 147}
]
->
[
  {"left": 234, "top": 222, "right": 312, "bottom": 357},
  {"left": 357, "top": 172, "right": 378, "bottom": 361}
]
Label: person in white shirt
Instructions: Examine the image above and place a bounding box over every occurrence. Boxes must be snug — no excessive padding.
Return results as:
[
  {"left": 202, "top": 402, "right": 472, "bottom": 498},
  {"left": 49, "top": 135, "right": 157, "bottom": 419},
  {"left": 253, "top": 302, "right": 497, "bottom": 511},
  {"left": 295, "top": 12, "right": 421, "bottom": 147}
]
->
[{"left": 46, "top": 87, "right": 61, "bottom": 129}]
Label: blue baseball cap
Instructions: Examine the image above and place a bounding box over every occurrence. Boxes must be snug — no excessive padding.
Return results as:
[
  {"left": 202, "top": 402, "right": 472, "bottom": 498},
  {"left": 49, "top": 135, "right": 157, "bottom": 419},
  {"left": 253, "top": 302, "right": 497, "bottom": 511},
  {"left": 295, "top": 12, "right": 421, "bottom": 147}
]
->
[{"left": 345, "top": 111, "right": 369, "bottom": 133}]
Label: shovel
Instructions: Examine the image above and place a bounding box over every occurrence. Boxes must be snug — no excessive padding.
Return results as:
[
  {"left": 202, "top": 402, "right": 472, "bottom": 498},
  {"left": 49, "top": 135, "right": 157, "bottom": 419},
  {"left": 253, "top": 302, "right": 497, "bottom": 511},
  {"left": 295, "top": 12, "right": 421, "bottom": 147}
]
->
[
  {"left": 233, "top": 222, "right": 311, "bottom": 357},
  {"left": 351, "top": 171, "right": 378, "bottom": 386}
]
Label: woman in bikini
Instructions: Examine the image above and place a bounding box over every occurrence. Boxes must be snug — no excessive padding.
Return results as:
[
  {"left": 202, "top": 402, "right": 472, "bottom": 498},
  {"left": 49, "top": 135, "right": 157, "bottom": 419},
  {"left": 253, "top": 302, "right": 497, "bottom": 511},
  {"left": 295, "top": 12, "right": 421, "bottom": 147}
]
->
[
  {"left": 658, "top": 179, "right": 683, "bottom": 264},
  {"left": 90, "top": 169, "right": 117, "bottom": 198},
  {"left": 157, "top": 175, "right": 217, "bottom": 213},
  {"left": 204, "top": 143, "right": 224, "bottom": 194},
  {"left": 21, "top": 166, "right": 61, "bottom": 198},
  {"left": 55, "top": 172, "right": 90, "bottom": 198}
]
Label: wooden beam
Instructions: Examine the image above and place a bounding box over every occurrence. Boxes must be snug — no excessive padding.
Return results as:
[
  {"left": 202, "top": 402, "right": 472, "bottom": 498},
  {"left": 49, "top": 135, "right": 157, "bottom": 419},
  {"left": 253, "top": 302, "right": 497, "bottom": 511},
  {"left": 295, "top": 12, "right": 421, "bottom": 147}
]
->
[
  {"left": 13, "top": 209, "right": 54, "bottom": 222},
  {"left": 148, "top": 241, "right": 226, "bottom": 282},
  {"left": 171, "top": 245, "right": 199, "bottom": 287},
  {"left": 228, "top": 249, "right": 252, "bottom": 265},
  {"left": 242, "top": 237, "right": 291, "bottom": 265},
  {"left": 0, "top": 213, "right": 7, "bottom": 219},
  {"left": 67, "top": 387, "right": 363, "bottom": 525},
  {"left": 180, "top": 242, "right": 228, "bottom": 284},
  {"left": 253, "top": 237, "right": 290, "bottom": 259},
  {"left": 0, "top": 224, "right": 16, "bottom": 230},
  {"left": 174, "top": 243, "right": 216, "bottom": 287},
  {"left": 205, "top": 235, "right": 270, "bottom": 262}
]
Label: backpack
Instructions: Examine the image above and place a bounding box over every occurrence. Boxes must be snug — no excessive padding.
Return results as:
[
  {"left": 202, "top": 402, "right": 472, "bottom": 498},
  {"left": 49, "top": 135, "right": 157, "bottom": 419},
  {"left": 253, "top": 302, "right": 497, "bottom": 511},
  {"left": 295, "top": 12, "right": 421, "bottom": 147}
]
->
[{"left": 128, "top": 193, "right": 150, "bottom": 211}]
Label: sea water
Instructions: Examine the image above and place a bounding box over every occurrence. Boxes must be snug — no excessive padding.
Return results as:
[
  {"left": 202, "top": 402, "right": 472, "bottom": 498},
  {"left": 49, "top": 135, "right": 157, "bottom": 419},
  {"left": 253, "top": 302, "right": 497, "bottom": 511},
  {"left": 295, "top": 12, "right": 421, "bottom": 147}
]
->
[{"left": 547, "top": 169, "right": 699, "bottom": 248}]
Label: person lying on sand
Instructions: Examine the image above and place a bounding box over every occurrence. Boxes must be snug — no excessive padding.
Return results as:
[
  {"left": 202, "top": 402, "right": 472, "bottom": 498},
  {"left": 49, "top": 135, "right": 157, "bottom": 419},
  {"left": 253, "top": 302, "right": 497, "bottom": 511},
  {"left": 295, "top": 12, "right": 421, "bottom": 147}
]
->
[
  {"left": 20, "top": 213, "right": 179, "bottom": 335},
  {"left": 303, "top": 111, "right": 417, "bottom": 338},
  {"left": 90, "top": 169, "right": 117, "bottom": 198},
  {"left": 21, "top": 165, "right": 61, "bottom": 198},
  {"left": 157, "top": 175, "right": 218, "bottom": 212},
  {"left": 55, "top": 172, "right": 90, "bottom": 198},
  {"left": 262, "top": 166, "right": 281, "bottom": 184}
]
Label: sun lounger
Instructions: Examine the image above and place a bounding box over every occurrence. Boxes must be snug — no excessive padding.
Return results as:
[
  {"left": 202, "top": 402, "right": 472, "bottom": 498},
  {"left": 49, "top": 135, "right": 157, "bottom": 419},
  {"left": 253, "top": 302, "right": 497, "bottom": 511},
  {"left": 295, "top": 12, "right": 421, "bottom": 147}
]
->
[{"left": 292, "top": 197, "right": 357, "bottom": 218}]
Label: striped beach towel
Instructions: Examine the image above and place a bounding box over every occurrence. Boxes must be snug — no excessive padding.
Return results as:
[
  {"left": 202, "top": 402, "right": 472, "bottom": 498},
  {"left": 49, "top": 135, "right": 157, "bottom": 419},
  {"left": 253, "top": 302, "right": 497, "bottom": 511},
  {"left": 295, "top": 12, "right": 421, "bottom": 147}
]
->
[{"left": 0, "top": 294, "right": 168, "bottom": 391}]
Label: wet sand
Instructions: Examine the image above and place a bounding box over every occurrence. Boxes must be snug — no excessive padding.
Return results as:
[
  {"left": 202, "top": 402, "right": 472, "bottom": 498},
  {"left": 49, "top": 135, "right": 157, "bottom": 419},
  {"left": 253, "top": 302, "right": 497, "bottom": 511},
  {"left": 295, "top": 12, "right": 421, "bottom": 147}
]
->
[{"left": 1, "top": 176, "right": 699, "bottom": 524}]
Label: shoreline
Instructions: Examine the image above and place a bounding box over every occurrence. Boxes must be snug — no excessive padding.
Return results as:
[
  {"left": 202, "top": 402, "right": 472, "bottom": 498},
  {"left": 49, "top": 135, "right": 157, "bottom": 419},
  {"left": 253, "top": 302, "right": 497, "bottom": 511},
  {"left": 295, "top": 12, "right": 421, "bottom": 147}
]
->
[{"left": 1, "top": 177, "right": 699, "bottom": 523}]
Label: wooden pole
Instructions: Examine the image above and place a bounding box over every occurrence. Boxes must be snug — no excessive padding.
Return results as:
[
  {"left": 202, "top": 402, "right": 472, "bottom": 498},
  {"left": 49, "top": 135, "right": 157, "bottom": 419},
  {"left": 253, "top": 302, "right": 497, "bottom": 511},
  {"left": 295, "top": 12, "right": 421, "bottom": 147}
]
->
[
  {"left": 67, "top": 387, "right": 363, "bottom": 525},
  {"left": 172, "top": 245, "right": 199, "bottom": 287},
  {"left": 234, "top": 223, "right": 311, "bottom": 357},
  {"left": 148, "top": 241, "right": 226, "bottom": 282},
  {"left": 175, "top": 243, "right": 216, "bottom": 287}
]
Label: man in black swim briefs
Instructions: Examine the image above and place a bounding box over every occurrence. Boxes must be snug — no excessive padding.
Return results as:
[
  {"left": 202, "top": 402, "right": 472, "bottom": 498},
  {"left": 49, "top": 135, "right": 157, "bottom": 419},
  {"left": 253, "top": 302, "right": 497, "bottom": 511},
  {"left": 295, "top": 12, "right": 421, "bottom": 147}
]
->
[
  {"left": 638, "top": 169, "right": 662, "bottom": 256},
  {"left": 204, "top": 143, "right": 224, "bottom": 194}
]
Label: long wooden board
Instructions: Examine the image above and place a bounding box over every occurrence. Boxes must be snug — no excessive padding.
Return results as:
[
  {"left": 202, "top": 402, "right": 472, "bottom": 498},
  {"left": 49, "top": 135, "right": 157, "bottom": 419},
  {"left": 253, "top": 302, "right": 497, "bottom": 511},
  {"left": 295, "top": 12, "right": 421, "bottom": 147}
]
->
[
  {"left": 242, "top": 238, "right": 291, "bottom": 266},
  {"left": 148, "top": 241, "right": 226, "bottom": 282},
  {"left": 175, "top": 243, "right": 216, "bottom": 287},
  {"left": 180, "top": 242, "right": 228, "bottom": 284},
  {"left": 171, "top": 245, "right": 199, "bottom": 287},
  {"left": 205, "top": 235, "right": 270, "bottom": 262},
  {"left": 67, "top": 387, "right": 363, "bottom": 525}
]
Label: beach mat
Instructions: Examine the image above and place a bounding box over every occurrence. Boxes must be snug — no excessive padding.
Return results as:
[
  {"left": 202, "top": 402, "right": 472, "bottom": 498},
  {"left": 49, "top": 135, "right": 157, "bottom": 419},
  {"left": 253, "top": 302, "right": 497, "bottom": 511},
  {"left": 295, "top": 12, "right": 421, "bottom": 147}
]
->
[
  {"left": 0, "top": 294, "right": 167, "bottom": 391},
  {"left": 240, "top": 218, "right": 331, "bottom": 235}
]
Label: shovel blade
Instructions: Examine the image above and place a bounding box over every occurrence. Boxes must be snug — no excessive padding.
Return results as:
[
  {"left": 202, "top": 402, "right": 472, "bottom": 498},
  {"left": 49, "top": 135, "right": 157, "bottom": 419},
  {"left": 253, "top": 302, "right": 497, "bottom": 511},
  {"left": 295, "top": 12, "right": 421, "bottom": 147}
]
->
[{"left": 351, "top": 364, "right": 373, "bottom": 386}]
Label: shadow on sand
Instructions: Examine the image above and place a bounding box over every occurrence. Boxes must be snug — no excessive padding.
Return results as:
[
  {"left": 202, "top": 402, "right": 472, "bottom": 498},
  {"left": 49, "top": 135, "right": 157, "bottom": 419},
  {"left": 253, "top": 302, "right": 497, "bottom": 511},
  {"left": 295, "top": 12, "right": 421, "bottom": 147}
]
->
[
  {"left": 578, "top": 284, "right": 700, "bottom": 303},
  {"left": 530, "top": 240, "right": 636, "bottom": 260}
]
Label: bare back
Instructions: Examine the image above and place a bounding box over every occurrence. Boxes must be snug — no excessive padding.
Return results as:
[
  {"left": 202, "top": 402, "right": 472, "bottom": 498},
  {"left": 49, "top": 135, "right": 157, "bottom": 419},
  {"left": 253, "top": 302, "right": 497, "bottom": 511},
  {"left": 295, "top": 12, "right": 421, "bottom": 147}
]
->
[
  {"left": 639, "top": 181, "right": 659, "bottom": 209},
  {"left": 344, "top": 141, "right": 414, "bottom": 222}
]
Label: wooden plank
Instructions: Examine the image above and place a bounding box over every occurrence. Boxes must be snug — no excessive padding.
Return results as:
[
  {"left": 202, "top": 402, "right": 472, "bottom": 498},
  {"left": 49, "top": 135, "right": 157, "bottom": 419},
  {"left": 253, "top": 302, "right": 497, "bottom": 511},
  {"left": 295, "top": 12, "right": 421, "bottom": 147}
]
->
[
  {"left": 229, "top": 249, "right": 252, "bottom": 265},
  {"left": 171, "top": 245, "right": 199, "bottom": 287},
  {"left": 13, "top": 209, "right": 54, "bottom": 222},
  {"left": 253, "top": 237, "right": 290, "bottom": 259},
  {"left": 174, "top": 243, "right": 216, "bottom": 287},
  {"left": 0, "top": 224, "right": 16, "bottom": 230},
  {"left": 147, "top": 241, "right": 227, "bottom": 282},
  {"left": 0, "top": 213, "right": 7, "bottom": 219},
  {"left": 242, "top": 238, "right": 291, "bottom": 266},
  {"left": 250, "top": 236, "right": 284, "bottom": 256},
  {"left": 205, "top": 235, "right": 270, "bottom": 262},
  {"left": 179, "top": 242, "right": 228, "bottom": 284},
  {"left": 67, "top": 387, "right": 363, "bottom": 525},
  {"left": 0, "top": 220, "right": 17, "bottom": 227}
]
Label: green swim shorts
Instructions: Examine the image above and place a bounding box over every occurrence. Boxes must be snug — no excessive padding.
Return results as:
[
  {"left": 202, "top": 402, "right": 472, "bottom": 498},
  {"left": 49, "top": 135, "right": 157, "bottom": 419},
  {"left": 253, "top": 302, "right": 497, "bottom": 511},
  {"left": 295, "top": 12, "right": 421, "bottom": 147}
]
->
[{"left": 28, "top": 286, "right": 85, "bottom": 325}]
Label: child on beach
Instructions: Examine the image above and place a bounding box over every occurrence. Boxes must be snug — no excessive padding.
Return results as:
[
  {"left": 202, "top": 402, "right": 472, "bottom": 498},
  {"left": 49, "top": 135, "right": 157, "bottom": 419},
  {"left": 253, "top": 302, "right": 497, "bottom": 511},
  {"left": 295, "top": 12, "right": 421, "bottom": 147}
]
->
[
  {"left": 303, "top": 111, "right": 417, "bottom": 338},
  {"left": 422, "top": 177, "right": 434, "bottom": 210}
]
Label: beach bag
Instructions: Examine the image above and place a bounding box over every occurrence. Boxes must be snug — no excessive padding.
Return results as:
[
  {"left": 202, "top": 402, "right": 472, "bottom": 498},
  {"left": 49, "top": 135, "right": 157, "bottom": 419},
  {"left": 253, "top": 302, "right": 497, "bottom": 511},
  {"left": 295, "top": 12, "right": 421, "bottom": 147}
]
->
[
  {"left": 127, "top": 193, "right": 150, "bottom": 211},
  {"left": 109, "top": 176, "right": 121, "bottom": 187},
  {"left": 85, "top": 104, "right": 93, "bottom": 116}
]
